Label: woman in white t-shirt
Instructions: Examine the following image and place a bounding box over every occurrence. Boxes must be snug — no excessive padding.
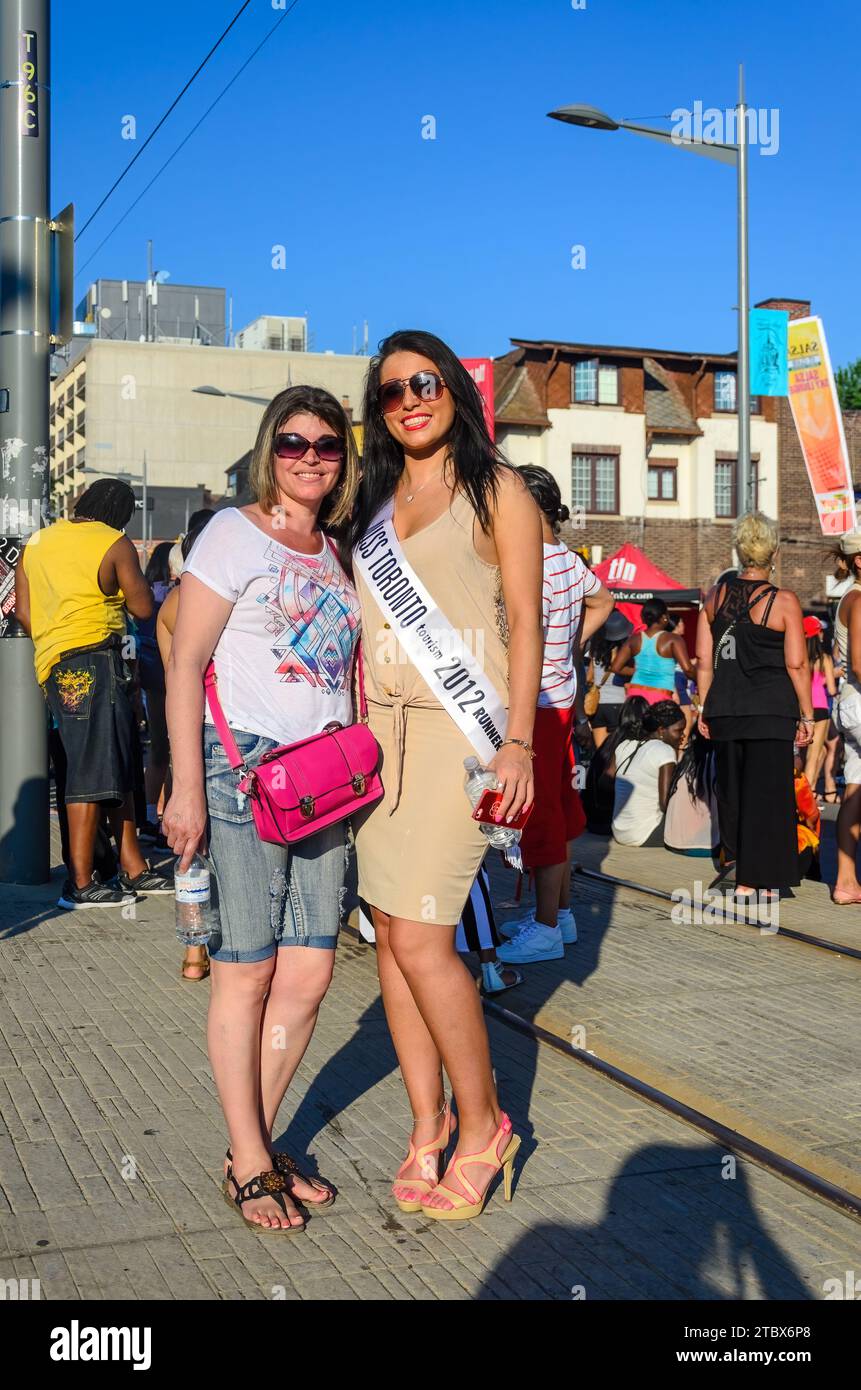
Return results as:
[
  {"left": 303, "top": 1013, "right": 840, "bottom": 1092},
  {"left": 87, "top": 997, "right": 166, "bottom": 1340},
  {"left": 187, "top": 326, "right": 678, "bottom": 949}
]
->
[
  {"left": 163, "top": 386, "right": 361, "bottom": 1235},
  {"left": 498, "top": 467, "right": 614, "bottom": 964},
  {"left": 612, "top": 700, "right": 685, "bottom": 847}
]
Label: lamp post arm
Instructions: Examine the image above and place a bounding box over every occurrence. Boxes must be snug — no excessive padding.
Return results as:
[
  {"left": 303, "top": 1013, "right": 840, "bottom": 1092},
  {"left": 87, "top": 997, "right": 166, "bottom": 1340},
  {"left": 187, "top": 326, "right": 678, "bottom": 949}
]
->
[{"left": 619, "top": 121, "right": 738, "bottom": 167}]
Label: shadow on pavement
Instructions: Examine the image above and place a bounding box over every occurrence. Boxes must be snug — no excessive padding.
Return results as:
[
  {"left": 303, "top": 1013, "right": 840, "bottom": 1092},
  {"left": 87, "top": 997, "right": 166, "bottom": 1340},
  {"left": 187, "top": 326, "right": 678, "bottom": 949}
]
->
[{"left": 476, "top": 1142, "right": 811, "bottom": 1301}]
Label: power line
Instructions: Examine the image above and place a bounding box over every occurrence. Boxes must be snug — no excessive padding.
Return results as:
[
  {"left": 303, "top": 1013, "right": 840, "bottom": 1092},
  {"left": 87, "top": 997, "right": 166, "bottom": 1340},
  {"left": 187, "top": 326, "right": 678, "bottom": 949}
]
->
[
  {"left": 76, "top": 0, "right": 254, "bottom": 242},
  {"left": 75, "top": 0, "right": 303, "bottom": 282}
]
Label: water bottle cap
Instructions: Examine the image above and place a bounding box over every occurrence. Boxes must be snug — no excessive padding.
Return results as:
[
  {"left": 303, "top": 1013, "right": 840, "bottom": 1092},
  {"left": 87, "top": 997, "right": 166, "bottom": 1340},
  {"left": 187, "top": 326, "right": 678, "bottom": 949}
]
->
[{"left": 464, "top": 756, "right": 480, "bottom": 771}]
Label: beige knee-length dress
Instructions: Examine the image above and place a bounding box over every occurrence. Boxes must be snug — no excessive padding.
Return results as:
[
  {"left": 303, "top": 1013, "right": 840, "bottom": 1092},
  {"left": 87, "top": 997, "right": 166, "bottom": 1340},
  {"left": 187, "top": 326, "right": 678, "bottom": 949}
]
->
[{"left": 353, "top": 490, "right": 510, "bottom": 924}]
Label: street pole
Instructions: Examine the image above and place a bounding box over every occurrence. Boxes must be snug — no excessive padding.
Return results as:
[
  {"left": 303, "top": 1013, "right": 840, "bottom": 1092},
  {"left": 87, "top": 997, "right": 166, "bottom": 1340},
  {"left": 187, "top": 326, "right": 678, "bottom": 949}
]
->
[
  {"left": 0, "top": 0, "right": 50, "bottom": 883},
  {"left": 141, "top": 449, "right": 148, "bottom": 560},
  {"left": 737, "top": 62, "right": 752, "bottom": 514}
]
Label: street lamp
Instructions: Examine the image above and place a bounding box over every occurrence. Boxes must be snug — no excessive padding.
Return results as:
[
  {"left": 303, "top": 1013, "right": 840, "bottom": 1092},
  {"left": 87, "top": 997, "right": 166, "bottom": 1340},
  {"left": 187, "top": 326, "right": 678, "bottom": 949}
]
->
[
  {"left": 548, "top": 66, "right": 753, "bottom": 512},
  {"left": 192, "top": 384, "right": 271, "bottom": 406}
]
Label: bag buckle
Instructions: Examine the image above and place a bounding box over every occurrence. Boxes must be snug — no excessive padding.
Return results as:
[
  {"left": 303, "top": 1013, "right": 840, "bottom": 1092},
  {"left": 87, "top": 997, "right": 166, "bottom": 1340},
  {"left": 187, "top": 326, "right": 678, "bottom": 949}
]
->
[
  {"left": 299, "top": 795, "right": 316, "bottom": 818},
  {"left": 351, "top": 773, "right": 366, "bottom": 795}
]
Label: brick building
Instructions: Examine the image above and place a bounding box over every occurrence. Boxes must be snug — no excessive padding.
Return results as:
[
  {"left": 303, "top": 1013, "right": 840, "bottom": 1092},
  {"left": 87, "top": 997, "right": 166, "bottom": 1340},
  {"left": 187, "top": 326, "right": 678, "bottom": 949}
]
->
[{"left": 494, "top": 296, "right": 859, "bottom": 606}]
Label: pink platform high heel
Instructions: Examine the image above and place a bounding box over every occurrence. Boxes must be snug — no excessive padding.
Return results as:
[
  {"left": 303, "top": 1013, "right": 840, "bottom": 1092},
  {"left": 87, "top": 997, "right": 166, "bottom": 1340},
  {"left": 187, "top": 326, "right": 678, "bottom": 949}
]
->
[
  {"left": 391, "top": 1101, "right": 457, "bottom": 1213},
  {"left": 421, "top": 1112, "right": 520, "bottom": 1221}
]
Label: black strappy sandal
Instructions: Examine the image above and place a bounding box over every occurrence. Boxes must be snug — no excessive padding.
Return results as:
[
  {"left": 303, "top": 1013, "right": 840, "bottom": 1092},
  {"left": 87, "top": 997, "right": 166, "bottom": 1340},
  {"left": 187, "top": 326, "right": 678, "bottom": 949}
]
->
[
  {"left": 223, "top": 1166, "right": 305, "bottom": 1234},
  {"left": 224, "top": 1149, "right": 335, "bottom": 1210}
]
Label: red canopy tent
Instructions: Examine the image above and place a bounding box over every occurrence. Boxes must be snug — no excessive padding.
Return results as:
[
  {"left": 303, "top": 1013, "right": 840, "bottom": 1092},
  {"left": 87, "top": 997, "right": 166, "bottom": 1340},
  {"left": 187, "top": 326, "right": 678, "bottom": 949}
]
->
[{"left": 593, "top": 542, "right": 701, "bottom": 644}]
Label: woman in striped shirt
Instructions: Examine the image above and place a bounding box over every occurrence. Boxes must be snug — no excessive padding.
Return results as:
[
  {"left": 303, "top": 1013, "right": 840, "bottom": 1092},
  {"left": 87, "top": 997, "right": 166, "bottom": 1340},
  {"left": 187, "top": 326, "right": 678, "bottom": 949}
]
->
[{"left": 498, "top": 467, "right": 614, "bottom": 964}]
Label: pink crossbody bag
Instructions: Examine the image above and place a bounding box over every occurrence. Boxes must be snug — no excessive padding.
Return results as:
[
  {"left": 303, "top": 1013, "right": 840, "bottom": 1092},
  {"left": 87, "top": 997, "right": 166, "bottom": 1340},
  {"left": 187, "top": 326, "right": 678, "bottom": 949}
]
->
[{"left": 204, "top": 639, "right": 382, "bottom": 846}]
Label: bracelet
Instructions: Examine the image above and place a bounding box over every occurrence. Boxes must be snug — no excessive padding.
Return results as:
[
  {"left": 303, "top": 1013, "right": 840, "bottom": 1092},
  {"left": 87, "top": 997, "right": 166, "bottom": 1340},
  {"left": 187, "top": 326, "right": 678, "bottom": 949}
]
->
[
  {"left": 500, "top": 737, "right": 536, "bottom": 758},
  {"left": 799, "top": 717, "right": 815, "bottom": 724}
]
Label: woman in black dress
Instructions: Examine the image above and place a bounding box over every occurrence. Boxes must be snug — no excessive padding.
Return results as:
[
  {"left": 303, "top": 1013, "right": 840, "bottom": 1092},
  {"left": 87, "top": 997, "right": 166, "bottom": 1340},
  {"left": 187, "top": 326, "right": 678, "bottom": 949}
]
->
[{"left": 696, "top": 513, "right": 813, "bottom": 896}]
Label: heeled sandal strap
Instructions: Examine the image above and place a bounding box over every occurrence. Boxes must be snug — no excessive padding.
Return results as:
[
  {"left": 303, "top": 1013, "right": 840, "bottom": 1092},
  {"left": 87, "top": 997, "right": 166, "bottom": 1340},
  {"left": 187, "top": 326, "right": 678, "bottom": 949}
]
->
[{"left": 431, "top": 1115, "right": 513, "bottom": 1208}]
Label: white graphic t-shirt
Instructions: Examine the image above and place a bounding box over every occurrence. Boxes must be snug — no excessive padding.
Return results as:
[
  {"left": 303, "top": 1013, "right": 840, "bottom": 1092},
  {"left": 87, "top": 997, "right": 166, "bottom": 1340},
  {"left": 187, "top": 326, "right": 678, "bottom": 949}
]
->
[{"left": 184, "top": 507, "right": 361, "bottom": 744}]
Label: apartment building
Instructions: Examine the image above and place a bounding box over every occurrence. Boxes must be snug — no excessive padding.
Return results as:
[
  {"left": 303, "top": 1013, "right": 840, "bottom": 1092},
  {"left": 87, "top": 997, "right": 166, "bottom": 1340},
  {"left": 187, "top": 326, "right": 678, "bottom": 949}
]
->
[{"left": 493, "top": 297, "right": 858, "bottom": 602}]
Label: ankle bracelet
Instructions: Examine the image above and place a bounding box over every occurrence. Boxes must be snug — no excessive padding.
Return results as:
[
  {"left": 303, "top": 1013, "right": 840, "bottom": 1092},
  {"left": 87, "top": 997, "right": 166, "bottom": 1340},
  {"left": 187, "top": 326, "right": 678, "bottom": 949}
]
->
[{"left": 411, "top": 1099, "right": 447, "bottom": 1123}]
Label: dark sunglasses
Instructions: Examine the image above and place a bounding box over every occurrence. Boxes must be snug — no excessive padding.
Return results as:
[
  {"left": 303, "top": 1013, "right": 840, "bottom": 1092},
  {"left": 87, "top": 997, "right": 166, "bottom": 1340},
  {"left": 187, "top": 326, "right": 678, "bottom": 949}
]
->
[
  {"left": 273, "top": 432, "right": 345, "bottom": 463},
  {"left": 377, "top": 370, "right": 446, "bottom": 415}
]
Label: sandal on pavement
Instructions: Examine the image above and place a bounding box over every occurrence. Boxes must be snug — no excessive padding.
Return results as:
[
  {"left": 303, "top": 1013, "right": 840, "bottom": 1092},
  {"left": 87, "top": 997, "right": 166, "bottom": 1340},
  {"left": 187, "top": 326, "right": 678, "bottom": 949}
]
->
[
  {"left": 181, "top": 952, "right": 210, "bottom": 982},
  {"left": 421, "top": 1112, "right": 521, "bottom": 1222},
  {"left": 480, "top": 960, "right": 523, "bottom": 994},
  {"left": 392, "top": 1101, "right": 457, "bottom": 1214},
  {"left": 223, "top": 1166, "right": 305, "bottom": 1234},
  {"left": 225, "top": 1148, "right": 334, "bottom": 1209}
]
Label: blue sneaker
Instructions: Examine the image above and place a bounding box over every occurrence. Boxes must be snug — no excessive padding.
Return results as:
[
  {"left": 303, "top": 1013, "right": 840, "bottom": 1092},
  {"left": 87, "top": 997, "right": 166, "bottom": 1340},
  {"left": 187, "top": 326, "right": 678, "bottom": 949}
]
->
[
  {"left": 497, "top": 920, "right": 564, "bottom": 964},
  {"left": 558, "top": 908, "right": 577, "bottom": 944}
]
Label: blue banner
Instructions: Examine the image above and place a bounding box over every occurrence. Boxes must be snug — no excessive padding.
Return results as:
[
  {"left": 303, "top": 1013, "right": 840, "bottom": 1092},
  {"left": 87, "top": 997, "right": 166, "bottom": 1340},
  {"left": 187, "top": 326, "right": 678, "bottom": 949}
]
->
[{"left": 750, "top": 308, "right": 788, "bottom": 396}]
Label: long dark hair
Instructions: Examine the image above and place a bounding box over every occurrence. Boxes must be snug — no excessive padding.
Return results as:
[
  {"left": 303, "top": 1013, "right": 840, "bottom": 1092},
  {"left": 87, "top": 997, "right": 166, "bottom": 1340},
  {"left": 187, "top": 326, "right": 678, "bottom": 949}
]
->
[
  {"left": 806, "top": 633, "right": 824, "bottom": 666},
  {"left": 518, "top": 465, "right": 570, "bottom": 534},
  {"left": 615, "top": 699, "right": 684, "bottom": 773},
  {"left": 74, "top": 479, "right": 136, "bottom": 530},
  {"left": 351, "top": 329, "right": 508, "bottom": 545},
  {"left": 589, "top": 695, "right": 650, "bottom": 784},
  {"left": 667, "top": 725, "right": 715, "bottom": 805},
  {"left": 145, "top": 541, "right": 172, "bottom": 587}
]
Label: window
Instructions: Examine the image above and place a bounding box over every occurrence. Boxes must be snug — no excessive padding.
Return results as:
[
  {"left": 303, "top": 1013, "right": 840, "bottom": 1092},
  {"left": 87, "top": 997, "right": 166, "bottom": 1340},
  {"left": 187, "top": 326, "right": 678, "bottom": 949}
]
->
[
  {"left": 572, "top": 451, "right": 619, "bottom": 514},
  {"left": 647, "top": 462, "right": 677, "bottom": 501},
  {"left": 715, "top": 459, "right": 735, "bottom": 517},
  {"left": 714, "top": 455, "right": 759, "bottom": 518},
  {"left": 572, "top": 359, "right": 619, "bottom": 405},
  {"left": 714, "top": 370, "right": 760, "bottom": 414}
]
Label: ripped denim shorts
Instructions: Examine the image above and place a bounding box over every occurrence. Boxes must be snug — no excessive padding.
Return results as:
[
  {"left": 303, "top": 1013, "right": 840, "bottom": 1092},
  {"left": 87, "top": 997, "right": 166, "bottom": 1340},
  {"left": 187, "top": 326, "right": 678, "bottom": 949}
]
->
[{"left": 203, "top": 723, "right": 346, "bottom": 962}]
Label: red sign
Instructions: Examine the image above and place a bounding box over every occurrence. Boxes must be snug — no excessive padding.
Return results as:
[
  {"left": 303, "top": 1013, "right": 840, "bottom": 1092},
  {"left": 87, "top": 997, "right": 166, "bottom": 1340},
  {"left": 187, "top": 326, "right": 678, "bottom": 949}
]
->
[{"left": 461, "top": 358, "right": 495, "bottom": 442}]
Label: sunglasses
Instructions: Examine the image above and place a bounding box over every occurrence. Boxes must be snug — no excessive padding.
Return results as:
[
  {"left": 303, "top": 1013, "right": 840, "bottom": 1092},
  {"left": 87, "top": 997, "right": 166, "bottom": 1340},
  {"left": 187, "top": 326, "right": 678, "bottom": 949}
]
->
[
  {"left": 273, "top": 432, "right": 345, "bottom": 463},
  {"left": 377, "top": 370, "right": 446, "bottom": 415}
]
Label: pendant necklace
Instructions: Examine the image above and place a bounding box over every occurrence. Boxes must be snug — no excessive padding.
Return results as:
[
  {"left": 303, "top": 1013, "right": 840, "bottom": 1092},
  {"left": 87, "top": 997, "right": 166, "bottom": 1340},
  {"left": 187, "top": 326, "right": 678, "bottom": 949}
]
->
[{"left": 402, "top": 469, "right": 442, "bottom": 504}]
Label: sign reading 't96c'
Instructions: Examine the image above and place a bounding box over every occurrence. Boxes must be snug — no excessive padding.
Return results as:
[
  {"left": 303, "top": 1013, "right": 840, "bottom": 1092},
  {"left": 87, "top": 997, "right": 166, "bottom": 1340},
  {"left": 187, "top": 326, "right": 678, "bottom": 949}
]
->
[{"left": 20, "top": 31, "right": 38, "bottom": 138}]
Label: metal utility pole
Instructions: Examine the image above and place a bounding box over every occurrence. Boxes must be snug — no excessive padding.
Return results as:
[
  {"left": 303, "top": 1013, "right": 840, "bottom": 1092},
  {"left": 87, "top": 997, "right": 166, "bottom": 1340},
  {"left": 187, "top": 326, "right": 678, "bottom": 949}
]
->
[
  {"left": 0, "top": 0, "right": 50, "bottom": 883},
  {"left": 736, "top": 63, "right": 752, "bottom": 514}
]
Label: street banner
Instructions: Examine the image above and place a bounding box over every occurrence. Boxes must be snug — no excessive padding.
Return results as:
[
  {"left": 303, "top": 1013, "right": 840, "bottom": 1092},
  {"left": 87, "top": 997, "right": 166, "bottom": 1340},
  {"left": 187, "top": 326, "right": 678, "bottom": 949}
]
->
[
  {"left": 787, "top": 316, "right": 856, "bottom": 536},
  {"left": 750, "top": 308, "right": 788, "bottom": 395},
  {"left": 461, "top": 358, "right": 495, "bottom": 441}
]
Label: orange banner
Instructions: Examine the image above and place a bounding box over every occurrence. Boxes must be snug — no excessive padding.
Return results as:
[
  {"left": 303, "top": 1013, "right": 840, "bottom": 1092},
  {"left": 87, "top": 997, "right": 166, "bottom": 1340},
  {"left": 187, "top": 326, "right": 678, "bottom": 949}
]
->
[{"left": 787, "top": 316, "right": 855, "bottom": 535}]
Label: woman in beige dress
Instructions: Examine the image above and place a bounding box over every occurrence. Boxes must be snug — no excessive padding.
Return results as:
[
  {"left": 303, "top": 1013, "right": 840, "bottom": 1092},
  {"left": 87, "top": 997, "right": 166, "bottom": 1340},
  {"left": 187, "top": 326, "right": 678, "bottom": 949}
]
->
[{"left": 351, "top": 330, "right": 544, "bottom": 1220}]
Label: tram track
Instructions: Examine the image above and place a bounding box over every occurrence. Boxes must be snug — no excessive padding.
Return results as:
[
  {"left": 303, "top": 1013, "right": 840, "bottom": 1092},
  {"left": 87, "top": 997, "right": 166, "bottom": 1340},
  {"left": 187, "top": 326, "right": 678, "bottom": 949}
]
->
[
  {"left": 573, "top": 863, "right": 861, "bottom": 962},
  {"left": 481, "top": 994, "right": 861, "bottom": 1224}
]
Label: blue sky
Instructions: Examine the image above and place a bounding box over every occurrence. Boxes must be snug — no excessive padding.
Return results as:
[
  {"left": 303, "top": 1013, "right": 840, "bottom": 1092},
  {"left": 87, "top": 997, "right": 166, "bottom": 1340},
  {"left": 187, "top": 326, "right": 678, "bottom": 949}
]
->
[{"left": 56, "top": 0, "right": 859, "bottom": 367}]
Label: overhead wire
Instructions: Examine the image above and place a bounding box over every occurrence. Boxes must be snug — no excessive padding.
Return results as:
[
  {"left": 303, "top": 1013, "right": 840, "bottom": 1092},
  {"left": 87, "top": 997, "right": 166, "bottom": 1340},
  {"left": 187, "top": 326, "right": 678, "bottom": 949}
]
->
[
  {"left": 76, "top": 0, "right": 255, "bottom": 241},
  {"left": 74, "top": 0, "right": 303, "bottom": 281}
]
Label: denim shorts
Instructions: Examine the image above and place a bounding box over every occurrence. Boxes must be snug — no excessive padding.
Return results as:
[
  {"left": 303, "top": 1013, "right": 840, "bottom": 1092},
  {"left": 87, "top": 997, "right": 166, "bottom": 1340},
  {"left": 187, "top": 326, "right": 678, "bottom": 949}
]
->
[
  {"left": 203, "top": 723, "right": 347, "bottom": 963},
  {"left": 42, "top": 637, "right": 135, "bottom": 805}
]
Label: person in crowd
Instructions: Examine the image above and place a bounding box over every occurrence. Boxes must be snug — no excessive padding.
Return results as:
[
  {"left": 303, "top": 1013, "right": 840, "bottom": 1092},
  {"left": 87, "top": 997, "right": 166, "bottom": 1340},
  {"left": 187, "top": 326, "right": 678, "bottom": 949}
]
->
[
  {"left": 162, "top": 386, "right": 361, "bottom": 1232},
  {"left": 156, "top": 511, "right": 218, "bottom": 983},
  {"left": 496, "top": 465, "right": 614, "bottom": 965},
  {"left": 802, "top": 616, "right": 837, "bottom": 796},
  {"left": 612, "top": 700, "right": 685, "bottom": 847},
  {"left": 15, "top": 480, "right": 173, "bottom": 909},
  {"left": 696, "top": 512, "right": 812, "bottom": 899},
  {"left": 663, "top": 724, "right": 719, "bottom": 857},
  {"left": 612, "top": 596, "right": 694, "bottom": 704},
  {"left": 135, "top": 542, "right": 174, "bottom": 832},
  {"left": 585, "top": 610, "right": 633, "bottom": 748},
  {"left": 582, "top": 695, "right": 650, "bottom": 835},
  {"left": 455, "top": 867, "right": 522, "bottom": 994},
  {"left": 794, "top": 753, "right": 822, "bottom": 882},
  {"left": 831, "top": 529, "right": 861, "bottom": 903},
  {"left": 350, "top": 329, "right": 540, "bottom": 1221}
]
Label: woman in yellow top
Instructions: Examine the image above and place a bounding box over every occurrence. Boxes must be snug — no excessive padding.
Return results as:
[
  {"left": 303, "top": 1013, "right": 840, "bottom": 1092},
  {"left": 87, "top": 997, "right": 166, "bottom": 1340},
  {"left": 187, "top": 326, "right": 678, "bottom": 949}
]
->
[{"left": 350, "top": 330, "right": 544, "bottom": 1221}]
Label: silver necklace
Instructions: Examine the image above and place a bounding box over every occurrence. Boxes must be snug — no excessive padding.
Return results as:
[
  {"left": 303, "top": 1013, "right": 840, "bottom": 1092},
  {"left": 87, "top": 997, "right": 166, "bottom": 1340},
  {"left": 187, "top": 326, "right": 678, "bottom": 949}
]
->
[{"left": 401, "top": 469, "right": 442, "bottom": 504}]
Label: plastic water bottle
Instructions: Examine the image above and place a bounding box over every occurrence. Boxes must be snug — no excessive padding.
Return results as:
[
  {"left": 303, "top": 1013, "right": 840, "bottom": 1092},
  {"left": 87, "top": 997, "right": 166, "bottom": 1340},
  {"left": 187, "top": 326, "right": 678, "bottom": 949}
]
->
[
  {"left": 174, "top": 854, "right": 213, "bottom": 947},
  {"left": 463, "top": 756, "right": 522, "bottom": 851}
]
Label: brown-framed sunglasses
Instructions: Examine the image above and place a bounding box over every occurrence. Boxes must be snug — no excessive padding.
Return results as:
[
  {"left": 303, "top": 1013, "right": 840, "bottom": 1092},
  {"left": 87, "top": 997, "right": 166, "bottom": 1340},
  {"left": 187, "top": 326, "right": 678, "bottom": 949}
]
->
[{"left": 376, "top": 370, "right": 447, "bottom": 415}]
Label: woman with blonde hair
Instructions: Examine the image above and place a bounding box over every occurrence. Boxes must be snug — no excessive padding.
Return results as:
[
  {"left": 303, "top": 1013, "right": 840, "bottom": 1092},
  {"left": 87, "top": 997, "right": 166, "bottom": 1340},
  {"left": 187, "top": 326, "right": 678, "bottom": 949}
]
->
[
  {"left": 696, "top": 512, "right": 813, "bottom": 898},
  {"left": 163, "top": 385, "right": 361, "bottom": 1233}
]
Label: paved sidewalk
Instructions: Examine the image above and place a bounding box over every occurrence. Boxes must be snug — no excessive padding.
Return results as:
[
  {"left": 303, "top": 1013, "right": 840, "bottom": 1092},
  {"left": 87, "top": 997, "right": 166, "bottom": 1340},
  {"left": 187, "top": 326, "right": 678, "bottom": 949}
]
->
[
  {"left": 0, "top": 835, "right": 858, "bottom": 1301},
  {"left": 486, "top": 845, "right": 861, "bottom": 1198}
]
